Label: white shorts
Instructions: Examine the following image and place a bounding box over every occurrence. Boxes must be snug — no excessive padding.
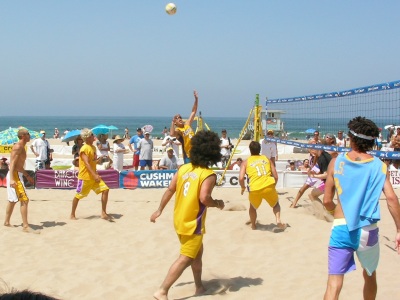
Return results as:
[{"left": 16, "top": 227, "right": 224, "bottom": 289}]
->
[{"left": 6, "top": 172, "right": 26, "bottom": 203}]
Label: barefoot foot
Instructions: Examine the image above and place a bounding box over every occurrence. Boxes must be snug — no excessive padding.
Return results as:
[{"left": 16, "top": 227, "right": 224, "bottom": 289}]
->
[
  {"left": 195, "top": 285, "right": 206, "bottom": 295},
  {"left": 277, "top": 223, "right": 287, "bottom": 230},
  {"left": 153, "top": 290, "right": 168, "bottom": 300},
  {"left": 101, "top": 213, "right": 113, "bottom": 221}
]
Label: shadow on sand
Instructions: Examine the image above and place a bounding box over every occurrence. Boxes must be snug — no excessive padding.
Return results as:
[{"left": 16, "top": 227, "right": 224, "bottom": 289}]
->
[{"left": 175, "top": 276, "right": 263, "bottom": 299}]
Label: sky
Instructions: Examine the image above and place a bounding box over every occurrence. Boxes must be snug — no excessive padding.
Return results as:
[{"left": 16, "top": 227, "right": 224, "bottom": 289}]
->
[{"left": 1, "top": 1, "right": 399, "bottom": 117}]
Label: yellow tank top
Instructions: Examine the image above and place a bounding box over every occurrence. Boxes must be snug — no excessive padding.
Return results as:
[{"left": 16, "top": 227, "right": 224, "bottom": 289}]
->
[
  {"left": 245, "top": 155, "right": 275, "bottom": 192},
  {"left": 78, "top": 144, "right": 98, "bottom": 180},
  {"left": 174, "top": 163, "right": 215, "bottom": 235},
  {"left": 176, "top": 124, "right": 194, "bottom": 158}
]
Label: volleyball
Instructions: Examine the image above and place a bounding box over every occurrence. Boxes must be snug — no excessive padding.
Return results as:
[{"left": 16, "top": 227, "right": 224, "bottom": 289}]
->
[{"left": 165, "top": 3, "right": 177, "bottom": 15}]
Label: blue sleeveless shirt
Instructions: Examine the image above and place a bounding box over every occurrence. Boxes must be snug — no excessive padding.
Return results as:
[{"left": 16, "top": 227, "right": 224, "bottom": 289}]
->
[{"left": 334, "top": 153, "right": 387, "bottom": 231}]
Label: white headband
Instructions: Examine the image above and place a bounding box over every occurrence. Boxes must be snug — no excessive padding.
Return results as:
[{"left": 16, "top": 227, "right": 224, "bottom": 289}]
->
[{"left": 349, "top": 130, "right": 375, "bottom": 140}]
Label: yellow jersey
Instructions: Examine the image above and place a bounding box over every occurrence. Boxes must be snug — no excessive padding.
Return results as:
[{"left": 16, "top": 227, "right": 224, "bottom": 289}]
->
[
  {"left": 174, "top": 163, "right": 215, "bottom": 235},
  {"left": 176, "top": 124, "right": 194, "bottom": 159},
  {"left": 78, "top": 144, "right": 98, "bottom": 180},
  {"left": 246, "top": 155, "right": 275, "bottom": 192}
]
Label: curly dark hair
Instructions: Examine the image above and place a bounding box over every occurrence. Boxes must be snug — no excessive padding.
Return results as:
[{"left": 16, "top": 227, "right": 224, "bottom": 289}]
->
[
  {"left": 347, "top": 116, "right": 379, "bottom": 152},
  {"left": 189, "top": 131, "right": 222, "bottom": 168},
  {"left": 249, "top": 141, "right": 261, "bottom": 155}
]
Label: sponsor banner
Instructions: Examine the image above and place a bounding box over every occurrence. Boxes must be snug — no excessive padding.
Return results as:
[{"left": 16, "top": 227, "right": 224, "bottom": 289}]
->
[
  {"left": 0, "top": 145, "right": 13, "bottom": 153},
  {"left": 120, "top": 170, "right": 176, "bottom": 189},
  {"left": 35, "top": 169, "right": 120, "bottom": 189},
  {"left": 213, "top": 170, "right": 243, "bottom": 188},
  {"left": 389, "top": 170, "right": 400, "bottom": 189},
  {"left": 0, "top": 170, "right": 35, "bottom": 189},
  {"left": 267, "top": 80, "right": 400, "bottom": 103}
]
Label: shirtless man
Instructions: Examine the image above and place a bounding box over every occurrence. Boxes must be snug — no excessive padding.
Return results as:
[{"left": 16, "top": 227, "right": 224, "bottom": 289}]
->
[
  {"left": 170, "top": 90, "right": 198, "bottom": 164},
  {"left": 4, "top": 128, "right": 35, "bottom": 232}
]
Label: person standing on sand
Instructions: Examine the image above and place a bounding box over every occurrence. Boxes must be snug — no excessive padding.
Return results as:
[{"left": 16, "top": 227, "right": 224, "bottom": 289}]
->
[
  {"left": 4, "top": 128, "right": 35, "bottom": 232},
  {"left": 70, "top": 128, "right": 111, "bottom": 220},
  {"left": 169, "top": 90, "right": 198, "bottom": 164},
  {"left": 150, "top": 131, "right": 225, "bottom": 300},
  {"left": 323, "top": 116, "right": 400, "bottom": 300},
  {"left": 239, "top": 141, "right": 285, "bottom": 230}
]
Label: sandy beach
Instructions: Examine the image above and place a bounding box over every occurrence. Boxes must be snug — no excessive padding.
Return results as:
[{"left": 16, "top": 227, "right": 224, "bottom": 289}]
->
[{"left": 1, "top": 184, "right": 400, "bottom": 299}]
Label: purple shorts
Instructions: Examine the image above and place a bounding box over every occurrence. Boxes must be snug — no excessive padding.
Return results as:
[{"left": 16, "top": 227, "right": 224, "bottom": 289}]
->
[{"left": 328, "top": 219, "right": 379, "bottom": 276}]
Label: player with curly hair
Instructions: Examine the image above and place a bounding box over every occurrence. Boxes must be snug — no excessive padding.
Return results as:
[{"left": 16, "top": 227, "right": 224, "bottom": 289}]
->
[
  {"left": 150, "top": 131, "right": 224, "bottom": 300},
  {"left": 323, "top": 116, "right": 400, "bottom": 299}
]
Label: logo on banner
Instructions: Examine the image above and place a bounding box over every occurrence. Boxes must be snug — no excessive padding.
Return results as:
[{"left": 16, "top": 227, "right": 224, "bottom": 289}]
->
[
  {"left": 139, "top": 172, "right": 174, "bottom": 188},
  {"left": 389, "top": 170, "right": 400, "bottom": 186},
  {"left": 123, "top": 172, "right": 139, "bottom": 189},
  {"left": 54, "top": 170, "right": 78, "bottom": 188}
]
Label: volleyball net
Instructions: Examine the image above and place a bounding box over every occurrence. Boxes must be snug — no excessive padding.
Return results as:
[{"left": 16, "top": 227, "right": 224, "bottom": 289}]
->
[{"left": 265, "top": 80, "right": 400, "bottom": 159}]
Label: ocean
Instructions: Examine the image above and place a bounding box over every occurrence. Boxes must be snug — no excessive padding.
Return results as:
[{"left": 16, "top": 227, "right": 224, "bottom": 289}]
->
[
  {"left": 0, "top": 116, "right": 394, "bottom": 141},
  {"left": 0, "top": 116, "right": 248, "bottom": 140}
]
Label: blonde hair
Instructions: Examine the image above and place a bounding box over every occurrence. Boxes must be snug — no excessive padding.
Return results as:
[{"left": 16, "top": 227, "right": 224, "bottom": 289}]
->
[
  {"left": 80, "top": 128, "right": 92, "bottom": 142},
  {"left": 17, "top": 128, "right": 29, "bottom": 139}
]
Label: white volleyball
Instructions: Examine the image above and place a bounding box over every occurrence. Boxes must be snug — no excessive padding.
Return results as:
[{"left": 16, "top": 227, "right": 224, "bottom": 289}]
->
[{"left": 165, "top": 3, "right": 177, "bottom": 15}]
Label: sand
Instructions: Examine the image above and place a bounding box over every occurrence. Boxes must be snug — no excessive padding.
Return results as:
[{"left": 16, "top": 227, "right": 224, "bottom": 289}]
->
[{"left": 1, "top": 185, "right": 400, "bottom": 300}]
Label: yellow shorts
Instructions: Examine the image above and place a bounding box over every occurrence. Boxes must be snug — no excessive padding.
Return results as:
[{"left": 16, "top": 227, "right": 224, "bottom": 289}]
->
[
  {"left": 178, "top": 234, "right": 203, "bottom": 259},
  {"left": 249, "top": 185, "right": 278, "bottom": 209},
  {"left": 7, "top": 171, "right": 29, "bottom": 203},
  {"left": 75, "top": 179, "right": 109, "bottom": 200}
]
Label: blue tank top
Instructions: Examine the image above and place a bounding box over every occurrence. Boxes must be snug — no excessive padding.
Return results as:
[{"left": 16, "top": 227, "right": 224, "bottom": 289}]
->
[{"left": 334, "top": 153, "right": 386, "bottom": 231}]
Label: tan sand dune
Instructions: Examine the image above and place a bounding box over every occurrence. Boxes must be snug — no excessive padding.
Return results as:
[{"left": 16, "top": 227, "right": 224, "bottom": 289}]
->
[{"left": 1, "top": 187, "right": 400, "bottom": 299}]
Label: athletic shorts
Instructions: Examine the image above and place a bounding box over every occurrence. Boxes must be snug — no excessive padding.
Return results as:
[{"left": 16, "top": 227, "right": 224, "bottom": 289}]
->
[
  {"left": 328, "top": 218, "right": 379, "bottom": 276},
  {"left": 139, "top": 160, "right": 152, "bottom": 167},
  {"left": 305, "top": 176, "right": 319, "bottom": 187},
  {"left": 178, "top": 234, "right": 203, "bottom": 259},
  {"left": 248, "top": 185, "right": 279, "bottom": 209},
  {"left": 316, "top": 180, "right": 325, "bottom": 192},
  {"left": 133, "top": 154, "right": 140, "bottom": 167},
  {"left": 7, "top": 171, "right": 29, "bottom": 203},
  {"left": 75, "top": 179, "right": 109, "bottom": 200}
]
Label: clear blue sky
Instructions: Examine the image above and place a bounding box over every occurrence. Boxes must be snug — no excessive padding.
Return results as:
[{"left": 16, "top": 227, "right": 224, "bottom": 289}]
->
[{"left": 1, "top": 1, "right": 399, "bottom": 117}]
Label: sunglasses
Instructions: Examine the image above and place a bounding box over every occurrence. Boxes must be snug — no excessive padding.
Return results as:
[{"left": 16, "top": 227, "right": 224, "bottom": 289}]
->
[{"left": 175, "top": 116, "right": 182, "bottom": 120}]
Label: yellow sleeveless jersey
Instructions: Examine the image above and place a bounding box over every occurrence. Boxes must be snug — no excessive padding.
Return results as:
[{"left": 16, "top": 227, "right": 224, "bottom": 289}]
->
[
  {"left": 246, "top": 155, "right": 275, "bottom": 192},
  {"left": 174, "top": 163, "right": 215, "bottom": 235},
  {"left": 78, "top": 144, "right": 98, "bottom": 180},
  {"left": 176, "top": 124, "right": 194, "bottom": 158}
]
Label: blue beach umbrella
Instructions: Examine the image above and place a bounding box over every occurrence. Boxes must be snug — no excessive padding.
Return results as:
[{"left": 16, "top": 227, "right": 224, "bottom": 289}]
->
[
  {"left": 0, "top": 127, "right": 41, "bottom": 145},
  {"left": 305, "top": 128, "right": 316, "bottom": 134},
  {"left": 62, "top": 129, "right": 82, "bottom": 143},
  {"left": 108, "top": 125, "right": 118, "bottom": 137},
  {"left": 91, "top": 125, "right": 111, "bottom": 136}
]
